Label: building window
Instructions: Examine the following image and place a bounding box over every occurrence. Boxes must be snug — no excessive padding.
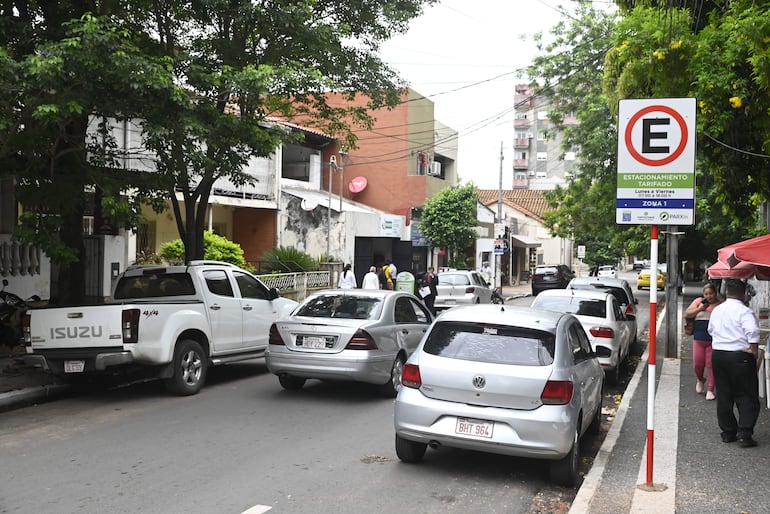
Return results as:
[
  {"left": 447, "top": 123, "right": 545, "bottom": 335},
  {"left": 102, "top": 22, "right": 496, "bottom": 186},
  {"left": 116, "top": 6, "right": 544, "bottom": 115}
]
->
[
  {"left": 537, "top": 130, "right": 548, "bottom": 141},
  {"left": 536, "top": 152, "right": 548, "bottom": 161},
  {"left": 565, "top": 151, "right": 576, "bottom": 161},
  {"left": 536, "top": 171, "right": 547, "bottom": 179},
  {"left": 537, "top": 111, "right": 549, "bottom": 120}
]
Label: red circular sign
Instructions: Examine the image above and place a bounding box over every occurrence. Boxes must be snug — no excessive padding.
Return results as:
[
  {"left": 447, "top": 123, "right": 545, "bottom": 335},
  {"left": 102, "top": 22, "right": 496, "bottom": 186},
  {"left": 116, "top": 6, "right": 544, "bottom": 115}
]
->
[
  {"left": 349, "top": 176, "right": 367, "bottom": 193},
  {"left": 624, "top": 105, "right": 688, "bottom": 166}
]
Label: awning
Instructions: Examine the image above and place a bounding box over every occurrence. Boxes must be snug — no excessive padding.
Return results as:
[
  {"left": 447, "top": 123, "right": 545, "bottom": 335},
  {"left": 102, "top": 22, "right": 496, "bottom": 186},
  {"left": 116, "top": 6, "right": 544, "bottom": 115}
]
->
[{"left": 510, "top": 234, "right": 541, "bottom": 248}]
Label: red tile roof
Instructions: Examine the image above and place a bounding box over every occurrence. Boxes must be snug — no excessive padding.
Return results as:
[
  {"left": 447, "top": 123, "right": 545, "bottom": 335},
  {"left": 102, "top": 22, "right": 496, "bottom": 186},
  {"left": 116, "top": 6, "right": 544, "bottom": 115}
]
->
[{"left": 476, "top": 189, "right": 552, "bottom": 224}]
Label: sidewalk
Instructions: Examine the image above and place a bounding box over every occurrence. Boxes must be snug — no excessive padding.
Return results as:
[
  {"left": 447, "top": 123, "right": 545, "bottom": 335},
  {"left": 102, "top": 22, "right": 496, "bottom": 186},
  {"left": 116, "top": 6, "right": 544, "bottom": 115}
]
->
[{"left": 572, "top": 281, "right": 770, "bottom": 513}]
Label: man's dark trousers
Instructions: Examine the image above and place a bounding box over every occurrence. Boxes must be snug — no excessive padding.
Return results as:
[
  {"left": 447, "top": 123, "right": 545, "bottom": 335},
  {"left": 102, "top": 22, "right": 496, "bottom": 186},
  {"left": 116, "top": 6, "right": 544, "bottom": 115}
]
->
[{"left": 712, "top": 349, "right": 760, "bottom": 438}]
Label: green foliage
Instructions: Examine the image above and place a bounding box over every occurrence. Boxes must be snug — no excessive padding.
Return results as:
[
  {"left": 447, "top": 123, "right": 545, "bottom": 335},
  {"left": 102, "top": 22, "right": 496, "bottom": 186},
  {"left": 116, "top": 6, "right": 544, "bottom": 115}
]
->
[
  {"left": 420, "top": 184, "right": 478, "bottom": 263},
  {"left": 260, "top": 246, "right": 319, "bottom": 273},
  {"left": 160, "top": 231, "right": 246, "bottom": 267}
]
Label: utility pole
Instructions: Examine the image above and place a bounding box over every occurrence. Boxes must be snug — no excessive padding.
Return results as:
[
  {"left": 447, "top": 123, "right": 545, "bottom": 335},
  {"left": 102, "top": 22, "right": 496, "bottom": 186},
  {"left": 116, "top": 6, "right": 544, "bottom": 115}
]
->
[{"left": 496, "top": 141, "right": 503, "bottom": 290}]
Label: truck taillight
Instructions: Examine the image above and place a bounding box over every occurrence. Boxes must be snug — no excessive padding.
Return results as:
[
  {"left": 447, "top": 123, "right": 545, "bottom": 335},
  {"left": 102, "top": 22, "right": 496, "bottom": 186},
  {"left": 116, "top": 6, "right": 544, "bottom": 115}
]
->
[
  {"left": 23, "top": 313, "right": 31, "bottom": 346},
  {"left": 269, "top": 324, "right": 285, "bottom": 345},
  {"left": 122, "top": 309, "right": 140, "bottom": 343}
]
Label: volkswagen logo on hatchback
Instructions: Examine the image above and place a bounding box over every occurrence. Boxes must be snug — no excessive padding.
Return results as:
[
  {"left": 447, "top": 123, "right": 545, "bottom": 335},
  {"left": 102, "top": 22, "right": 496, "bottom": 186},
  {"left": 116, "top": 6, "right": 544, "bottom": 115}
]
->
[{"left": 472, "top": 375, "right": 486, "bottom": 389}]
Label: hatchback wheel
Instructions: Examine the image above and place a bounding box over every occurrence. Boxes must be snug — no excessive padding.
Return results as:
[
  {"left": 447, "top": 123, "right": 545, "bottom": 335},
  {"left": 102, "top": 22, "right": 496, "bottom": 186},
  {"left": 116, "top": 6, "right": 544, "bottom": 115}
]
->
[
  {"left": 550, "top": 427, "right": 579, "bottom": 486},
  {"left": 395, "top": 434, "right": 427, "bottom": 463}
]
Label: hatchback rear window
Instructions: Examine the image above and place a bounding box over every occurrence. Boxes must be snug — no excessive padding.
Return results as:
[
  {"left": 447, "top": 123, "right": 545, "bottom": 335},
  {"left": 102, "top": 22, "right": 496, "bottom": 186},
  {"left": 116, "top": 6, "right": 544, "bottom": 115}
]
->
[
  {"left": 534, "top": 296, "right": 606, "bottom": 318},
  {"left": 535, "top": 266, "right": 558, "bottom": 274},
  {"left": 295, "top": 295, "right": 383, "bottom": 320},
  {"left": 570, "top": 284, "right": 628, "bottom": 306},
  {"left": 423, "top": 322, "right": 555, "bottom": 366}
]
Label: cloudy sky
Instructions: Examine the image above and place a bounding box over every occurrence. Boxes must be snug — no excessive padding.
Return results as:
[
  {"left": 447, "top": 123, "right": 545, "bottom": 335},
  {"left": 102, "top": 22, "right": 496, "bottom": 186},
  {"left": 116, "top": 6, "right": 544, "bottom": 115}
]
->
[{"left": 379, "top": 0, "right": 582, "bottom": 189}]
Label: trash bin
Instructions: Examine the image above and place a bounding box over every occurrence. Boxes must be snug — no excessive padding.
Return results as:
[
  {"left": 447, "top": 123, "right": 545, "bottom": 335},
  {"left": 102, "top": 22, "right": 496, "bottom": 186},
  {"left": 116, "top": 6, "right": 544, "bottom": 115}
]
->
[{"left": 395, "top": 271, "right": 415, "bottom": 294}]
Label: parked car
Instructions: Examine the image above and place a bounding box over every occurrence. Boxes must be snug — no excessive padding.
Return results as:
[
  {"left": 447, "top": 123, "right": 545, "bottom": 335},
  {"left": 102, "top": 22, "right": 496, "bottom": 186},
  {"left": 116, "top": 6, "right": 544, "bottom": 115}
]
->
[
  {"left": 393, "top": 304, "right": 604, "bottom": 486},
  {"left": 597, "top": 265, "right": 617, "bottom": 278},
  {"left": 531, "top": 288, "right": 633, "bottom": 383},
  {"left": 632, "top": 259, "right": 649, "bottom": 271},
  {"left": 266, "top": 289, "right": 433, "bottom": 397},
  {"left": 567, "top": 276, "right": 638, "bottom": 345},
  {"left": 637, "top": 267, "right": 665, "bottom": 290},
  {"left": 24, "top": 261, "right": 298, "bottom": 396},
  {"left": 433, "top": 270, "right": 493, "bottom": 311},
  {"left": 531, "top": 264, "right": 575, "bottom": 296}
]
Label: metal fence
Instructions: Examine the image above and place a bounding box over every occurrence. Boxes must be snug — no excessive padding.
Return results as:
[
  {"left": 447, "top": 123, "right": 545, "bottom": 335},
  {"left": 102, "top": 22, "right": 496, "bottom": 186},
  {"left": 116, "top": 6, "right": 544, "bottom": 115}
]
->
[{"left": 256, "top": 271, "right": 331, "bottom": 301}]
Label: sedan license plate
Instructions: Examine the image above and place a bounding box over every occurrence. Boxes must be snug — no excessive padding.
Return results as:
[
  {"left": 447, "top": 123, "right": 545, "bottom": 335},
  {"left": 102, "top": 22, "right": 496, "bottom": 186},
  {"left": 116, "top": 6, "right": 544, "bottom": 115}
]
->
[
  {"left": 300, "top": 336, "right": 328, "bottom": 349},
  {"left": 64, "top": 360, "right": 85, "bottom": 373},
  {"left": 455, "top": 417, "right": 494, "bottom": 439}
]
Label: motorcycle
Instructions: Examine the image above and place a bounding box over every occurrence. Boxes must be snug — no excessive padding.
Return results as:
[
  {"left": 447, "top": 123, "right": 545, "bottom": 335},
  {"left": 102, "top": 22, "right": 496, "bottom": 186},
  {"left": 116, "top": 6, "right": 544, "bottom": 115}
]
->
[
  {"left": 0, "top": 279, "right": 41, "bottom": 348},
  {"left": 491, "top": 286, "right": 505, "bottom": 304}
]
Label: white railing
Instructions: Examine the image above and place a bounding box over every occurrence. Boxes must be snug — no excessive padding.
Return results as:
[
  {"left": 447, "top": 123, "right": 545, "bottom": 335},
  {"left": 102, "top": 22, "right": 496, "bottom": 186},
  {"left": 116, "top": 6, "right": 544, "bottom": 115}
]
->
[
  {"left": 0, "top": 239, "right": 42, "bottom": 277},
  {"left": 257, "top": 271, "right": 331, "bottom": 301}
]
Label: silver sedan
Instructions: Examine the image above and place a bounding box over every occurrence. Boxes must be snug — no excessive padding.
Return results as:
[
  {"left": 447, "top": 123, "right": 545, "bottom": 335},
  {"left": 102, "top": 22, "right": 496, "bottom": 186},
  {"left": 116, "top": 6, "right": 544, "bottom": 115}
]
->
[
  {"left": 266, "top": 289, "right": 434, "bottom": 397},
  {"left": 393, "top": 304, "right": 604, "bottom": 486}
]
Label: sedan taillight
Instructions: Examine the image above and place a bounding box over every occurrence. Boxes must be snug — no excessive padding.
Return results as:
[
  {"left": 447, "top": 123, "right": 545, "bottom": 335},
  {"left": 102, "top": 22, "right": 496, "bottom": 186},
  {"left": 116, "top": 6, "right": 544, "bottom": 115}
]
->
[
  {"left": 590, "top": 326, "right": 615, "bottom": 338},
  {"left": 401, "top": 363, "right": 422, "bottom": 389},
  {"left": 268, "top": 324, "right": 285, "bottom": 345},
  {"left": 541, "top": 380, "right": 574, "bottom": 405},
  {"left": 345, "top": 329, "right": 378, "bottom": 350}
]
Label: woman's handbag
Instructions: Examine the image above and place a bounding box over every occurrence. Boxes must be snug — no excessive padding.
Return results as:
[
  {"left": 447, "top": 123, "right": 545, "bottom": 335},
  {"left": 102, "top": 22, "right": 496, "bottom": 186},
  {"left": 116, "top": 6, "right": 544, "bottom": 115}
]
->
[{"left": 684, "top": 316, "right": 695, "bottom": 336}]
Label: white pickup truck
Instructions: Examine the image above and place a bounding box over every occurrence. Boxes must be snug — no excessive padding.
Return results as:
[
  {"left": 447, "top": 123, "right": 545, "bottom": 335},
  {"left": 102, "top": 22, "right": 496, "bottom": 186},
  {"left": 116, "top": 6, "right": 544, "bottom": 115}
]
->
[{"left": 23, "top": 261, "right": 298, "bottom": 395}]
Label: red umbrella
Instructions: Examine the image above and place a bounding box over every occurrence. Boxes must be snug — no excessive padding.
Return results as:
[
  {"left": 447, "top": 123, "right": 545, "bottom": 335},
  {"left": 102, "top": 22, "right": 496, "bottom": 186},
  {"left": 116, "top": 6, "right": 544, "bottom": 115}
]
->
[
  {"left": 718, "top": 233, "right": 770, "bottom": 267},
  {"left": 707, "top": 259, "right": 770, "bottom": 280}
]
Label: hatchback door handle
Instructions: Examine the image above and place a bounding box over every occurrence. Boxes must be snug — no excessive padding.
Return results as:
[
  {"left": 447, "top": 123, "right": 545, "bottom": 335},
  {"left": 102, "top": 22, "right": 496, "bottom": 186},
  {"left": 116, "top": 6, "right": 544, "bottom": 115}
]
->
[
  {"left": 243, "top": 305, "right": 253, "bottom": 311},
  {"left": 210, "top": 305, "right": 221, "bottom": 311}
]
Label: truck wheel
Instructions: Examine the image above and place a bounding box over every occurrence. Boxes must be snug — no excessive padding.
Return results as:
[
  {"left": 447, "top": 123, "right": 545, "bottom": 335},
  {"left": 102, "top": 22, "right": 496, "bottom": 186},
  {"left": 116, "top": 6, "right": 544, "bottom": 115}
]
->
[{"left": 164, "top": 339, "right": 207, "bottom": 396}]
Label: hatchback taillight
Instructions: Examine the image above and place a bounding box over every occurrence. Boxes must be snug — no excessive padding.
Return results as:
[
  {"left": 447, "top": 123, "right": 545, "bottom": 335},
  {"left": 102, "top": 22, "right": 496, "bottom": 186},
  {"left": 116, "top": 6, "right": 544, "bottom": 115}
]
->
[
  {"left": 590, "top": 326, "right": 615, "bottom": 338},
  {"left": 541, "top": 380, "right": 574, "bottom": 405},
  {"left": 624, "top": 304, "right": 634, "bottom": 316},
  {"left": 345, "top": 329, "right": 378, "bottom": 350},
  {"left": 23, "top": 313, "right": 31, "bottom": 346},
  {"left": 122, "top": 309, "right": 140, "bottom": 343},
  {"left": 465, "top": 287, "right": 474, "bottom": 294},
  {"left": 402, "top": 363, "right": 422, "bottom": 389},
  {"left": 268, "top": 324, "right": 285, "bottom": 345}
]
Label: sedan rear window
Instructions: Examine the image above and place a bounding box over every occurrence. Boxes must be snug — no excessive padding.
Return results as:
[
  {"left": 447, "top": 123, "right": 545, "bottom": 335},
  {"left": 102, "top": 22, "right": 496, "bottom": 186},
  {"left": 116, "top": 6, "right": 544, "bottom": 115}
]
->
[
  {"left": 423, "top": 322, "right": 555, "bottom": 366},
  {"left": 534, "top": 296, "right": 606, "bottom": 318},
  {"left": 295, "top": 295, "right": 383, "bottom": 320}
]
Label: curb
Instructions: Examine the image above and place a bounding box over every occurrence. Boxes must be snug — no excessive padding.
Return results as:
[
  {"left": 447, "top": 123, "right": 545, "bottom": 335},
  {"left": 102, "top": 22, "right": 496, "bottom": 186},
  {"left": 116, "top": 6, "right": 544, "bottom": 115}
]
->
[{"left": 0, "top": 383, "right": 71, "bottom": 413}]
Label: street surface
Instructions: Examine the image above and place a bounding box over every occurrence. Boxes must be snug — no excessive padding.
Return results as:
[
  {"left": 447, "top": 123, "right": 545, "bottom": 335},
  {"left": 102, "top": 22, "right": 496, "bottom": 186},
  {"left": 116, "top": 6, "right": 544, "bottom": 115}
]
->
[{"left": 0, "top": 271, "right": 655, "bottom": 514}]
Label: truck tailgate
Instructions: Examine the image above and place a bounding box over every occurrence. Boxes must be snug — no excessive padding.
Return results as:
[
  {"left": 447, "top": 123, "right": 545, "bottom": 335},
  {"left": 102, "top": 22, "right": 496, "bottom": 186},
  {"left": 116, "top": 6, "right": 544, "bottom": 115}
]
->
[{"left": 28, "top": 305, "right": 125, "bottom": 350}]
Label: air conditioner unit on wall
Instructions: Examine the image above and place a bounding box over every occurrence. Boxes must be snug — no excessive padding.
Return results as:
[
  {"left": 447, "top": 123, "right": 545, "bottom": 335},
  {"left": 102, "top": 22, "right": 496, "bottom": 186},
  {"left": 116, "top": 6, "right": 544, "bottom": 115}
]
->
[{"left": 428, "top": 161, "right": 442, "bottom": 176}]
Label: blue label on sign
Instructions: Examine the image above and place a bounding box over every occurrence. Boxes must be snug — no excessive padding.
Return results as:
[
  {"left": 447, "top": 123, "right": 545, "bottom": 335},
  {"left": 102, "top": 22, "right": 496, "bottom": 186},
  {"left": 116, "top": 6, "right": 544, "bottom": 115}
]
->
[{"left": 616, "top": 199, "right": 694, "bottom": 209}]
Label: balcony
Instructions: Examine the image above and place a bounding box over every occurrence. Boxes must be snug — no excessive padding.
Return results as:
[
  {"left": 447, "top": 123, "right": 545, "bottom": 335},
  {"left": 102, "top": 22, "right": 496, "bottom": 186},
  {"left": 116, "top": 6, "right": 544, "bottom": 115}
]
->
[
  {"left": 512, "top": 177, "right": 529, "bottom": 188},
  {"left": 514, "top": 94, "right": 534, "bottom": 109},
  {"left": 514, "top": 138, "right": 530, "bottom": 148},
  {"left": 514, "top": 118, "right": 532, "bottom": 128},
  {"left": 513, "top": 159, "right": 529, "bottom": 169}
]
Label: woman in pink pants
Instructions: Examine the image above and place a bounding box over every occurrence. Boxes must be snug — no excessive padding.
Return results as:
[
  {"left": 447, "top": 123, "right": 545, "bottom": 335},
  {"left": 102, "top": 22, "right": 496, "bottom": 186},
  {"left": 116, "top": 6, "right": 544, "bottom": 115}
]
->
[{"left": 685, "top": 283, "right": 722, "bottom": 400}]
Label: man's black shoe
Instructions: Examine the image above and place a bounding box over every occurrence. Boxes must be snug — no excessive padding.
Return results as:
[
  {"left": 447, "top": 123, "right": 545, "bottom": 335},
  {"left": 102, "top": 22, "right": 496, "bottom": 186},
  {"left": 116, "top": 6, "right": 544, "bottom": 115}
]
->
[
  {"left": 721, "top": 433, "right": 737, "bottom": 443},
  {"left": 738, "top": 436, "right": 758, "bottom": 448}
]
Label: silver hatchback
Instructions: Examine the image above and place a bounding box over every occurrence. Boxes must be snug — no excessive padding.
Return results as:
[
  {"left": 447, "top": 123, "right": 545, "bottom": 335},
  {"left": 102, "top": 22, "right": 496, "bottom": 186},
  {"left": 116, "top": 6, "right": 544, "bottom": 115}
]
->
[
  {"left": 266, "top": 289, "right": 433, "bottom": 397},
  {"left": 393, "top": 304, "right": 604, "bottom": 486},
  {"left": 433, "top": 270, "right": 493, "bottom": 311}
]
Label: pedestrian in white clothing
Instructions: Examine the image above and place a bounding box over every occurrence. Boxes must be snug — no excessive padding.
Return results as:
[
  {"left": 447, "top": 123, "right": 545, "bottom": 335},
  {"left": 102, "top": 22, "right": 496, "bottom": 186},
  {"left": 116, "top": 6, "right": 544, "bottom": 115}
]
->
[
  {"left": 338, "top": 264, "right": 357, "bottom": 289},
  {"left": 362, "top": 266, "right": 380, "bottom": 289}
]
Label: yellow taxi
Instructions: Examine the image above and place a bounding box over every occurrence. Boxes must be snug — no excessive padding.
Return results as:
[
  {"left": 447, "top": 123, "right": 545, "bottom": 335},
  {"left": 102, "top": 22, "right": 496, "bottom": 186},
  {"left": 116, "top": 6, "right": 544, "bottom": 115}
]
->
[{"left": 637, "top": 268, "right": 665, "bottom": 290}]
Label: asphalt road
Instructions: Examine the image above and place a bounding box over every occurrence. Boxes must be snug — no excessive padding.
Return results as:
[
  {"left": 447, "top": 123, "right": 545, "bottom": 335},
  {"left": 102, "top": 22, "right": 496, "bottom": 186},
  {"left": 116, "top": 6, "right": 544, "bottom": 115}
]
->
[{"left": 0, "top": 271, "right": 653, "bottom": 513}]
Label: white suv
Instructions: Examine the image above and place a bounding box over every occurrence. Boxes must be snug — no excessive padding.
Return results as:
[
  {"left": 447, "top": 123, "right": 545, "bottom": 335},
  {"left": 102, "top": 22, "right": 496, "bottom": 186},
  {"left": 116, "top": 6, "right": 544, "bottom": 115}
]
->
[{"left": 433, "top": 270, "right": 493, "bottom": 311}]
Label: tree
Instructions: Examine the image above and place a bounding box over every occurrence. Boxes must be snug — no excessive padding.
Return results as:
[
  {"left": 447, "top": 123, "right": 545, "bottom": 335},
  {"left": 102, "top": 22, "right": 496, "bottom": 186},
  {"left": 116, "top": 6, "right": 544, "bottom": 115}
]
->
[
  {"left": 0, "top": 1, "right": 436, "bottom": 303},
  {"left": 419, "top": 184, "right": 478, "bottom": 269},
  {"left": 526, "top": 4, "right": 646, "bottom": 267}
]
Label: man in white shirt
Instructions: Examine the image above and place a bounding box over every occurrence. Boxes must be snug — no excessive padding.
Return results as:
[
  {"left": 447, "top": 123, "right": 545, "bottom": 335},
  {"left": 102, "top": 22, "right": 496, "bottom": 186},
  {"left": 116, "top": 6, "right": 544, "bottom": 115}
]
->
[{"left": 708, "top": 279, "right": 761, "bottom": 447}]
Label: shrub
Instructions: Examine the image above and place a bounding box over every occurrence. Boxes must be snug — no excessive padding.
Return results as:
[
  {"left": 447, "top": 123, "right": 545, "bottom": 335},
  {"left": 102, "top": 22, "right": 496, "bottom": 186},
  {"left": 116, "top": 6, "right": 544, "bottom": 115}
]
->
[
  {"left": 260, "top": 246, "right": 319, "bottom": 272},
  {"left": 160, "top": 231, "right": 247, "bottom": 267}
]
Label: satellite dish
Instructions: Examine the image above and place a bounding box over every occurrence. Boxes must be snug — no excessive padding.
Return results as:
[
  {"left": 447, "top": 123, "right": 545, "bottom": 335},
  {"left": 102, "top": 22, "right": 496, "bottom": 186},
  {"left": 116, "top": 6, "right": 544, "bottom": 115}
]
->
[
  {"left": 349, "top": 176, "right": 367, "bottom": 193},
  {"left": 301, "top": 198, "right": 318, "bottom": 211}
]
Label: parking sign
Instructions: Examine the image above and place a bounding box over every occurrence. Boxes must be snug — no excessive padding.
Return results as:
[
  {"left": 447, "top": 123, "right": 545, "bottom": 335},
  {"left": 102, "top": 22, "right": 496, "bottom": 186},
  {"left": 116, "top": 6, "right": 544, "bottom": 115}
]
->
[{"left": 616, "top": 98, "right": 696, "bottom": 225}]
